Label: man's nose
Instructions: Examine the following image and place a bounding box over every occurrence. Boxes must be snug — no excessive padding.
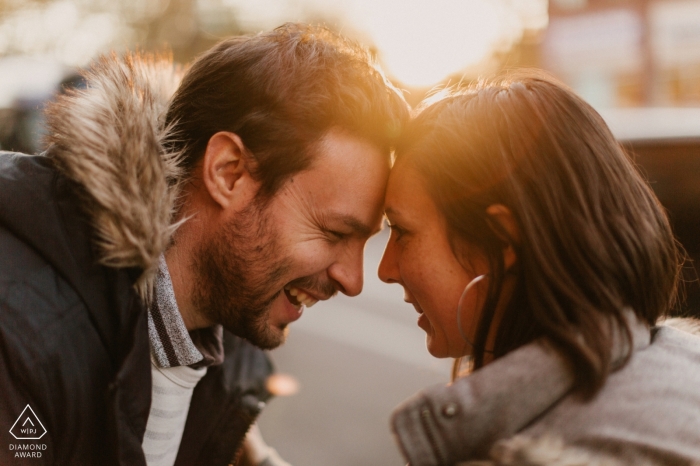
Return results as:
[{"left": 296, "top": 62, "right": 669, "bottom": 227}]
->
[{"left": 327, "top": 246, "right": 365, "bottom": 297}]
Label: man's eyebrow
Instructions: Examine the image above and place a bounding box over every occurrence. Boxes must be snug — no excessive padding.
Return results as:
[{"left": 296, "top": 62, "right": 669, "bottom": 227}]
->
[{"left": 328, "top": 213, "right": 377, "bottom": 237}]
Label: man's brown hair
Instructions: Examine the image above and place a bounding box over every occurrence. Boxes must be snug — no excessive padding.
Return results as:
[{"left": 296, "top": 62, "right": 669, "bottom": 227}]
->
[{"left": 164, "top": 23, "right": 408, "bottom": 198}]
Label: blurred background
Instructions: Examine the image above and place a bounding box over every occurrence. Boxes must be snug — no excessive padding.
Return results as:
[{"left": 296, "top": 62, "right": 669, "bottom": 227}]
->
[{"left": 1, "top": 0, "right": 698, "bottom": 464}]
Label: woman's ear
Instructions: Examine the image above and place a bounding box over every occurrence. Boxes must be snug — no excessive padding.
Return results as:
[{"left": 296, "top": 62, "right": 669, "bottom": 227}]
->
[{"left": 485, "top": 204, "right": 519, "bottom": 271}]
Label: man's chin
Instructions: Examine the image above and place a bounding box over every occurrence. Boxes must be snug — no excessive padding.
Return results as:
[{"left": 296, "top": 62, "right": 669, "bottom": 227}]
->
[
  {"left": 224, "top": 320, "right": 289, "bottom": 350},
  {"left": 256, "top": 323, "right": 289, "bottom": 350}
]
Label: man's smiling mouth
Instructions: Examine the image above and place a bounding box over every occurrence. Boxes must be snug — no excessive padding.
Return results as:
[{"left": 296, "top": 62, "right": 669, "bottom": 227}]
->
[{"left": 284, "top": 285, "right": 319, "bottom": 308}]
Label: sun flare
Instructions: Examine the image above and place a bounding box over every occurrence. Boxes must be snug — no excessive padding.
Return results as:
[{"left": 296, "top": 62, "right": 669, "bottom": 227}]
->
[{"left": 352, "top": 0, "right": 505, "bottom": 87}]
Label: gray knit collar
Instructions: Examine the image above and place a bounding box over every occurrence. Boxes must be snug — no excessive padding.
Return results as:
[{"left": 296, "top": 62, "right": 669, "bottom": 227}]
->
[{"left": 148, "top": 255, "right": 224, "bottom": 368}]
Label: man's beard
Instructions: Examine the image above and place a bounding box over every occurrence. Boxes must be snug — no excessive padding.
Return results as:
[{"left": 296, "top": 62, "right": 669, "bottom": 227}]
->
[{"left": 192, "top": 201, "right": 292, "bottom": 350}]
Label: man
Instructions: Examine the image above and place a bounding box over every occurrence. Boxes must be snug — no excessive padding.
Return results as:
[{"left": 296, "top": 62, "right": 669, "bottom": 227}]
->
[{"left": 0, "top": 24, "right": 407, "bottom": 465}]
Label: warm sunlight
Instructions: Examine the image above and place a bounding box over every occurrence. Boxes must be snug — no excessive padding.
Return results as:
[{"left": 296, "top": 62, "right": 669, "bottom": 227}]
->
[
  {"left": 349, "top": 0, "right": 508, "bottom": 87},
  {"left": 224, "top": 0, "right": 548, "bottom": 88},
  {"left": 0, "top": 0, "right": 548, "bottom": 89}
]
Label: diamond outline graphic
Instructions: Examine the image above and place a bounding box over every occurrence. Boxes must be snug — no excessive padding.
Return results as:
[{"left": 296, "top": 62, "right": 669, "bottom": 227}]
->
[{"left": 9, "top": 405, "right": 46, "bottom": 440}]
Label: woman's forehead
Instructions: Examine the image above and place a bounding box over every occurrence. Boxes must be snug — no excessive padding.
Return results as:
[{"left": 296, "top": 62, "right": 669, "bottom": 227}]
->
[{"left": 384, "top": 163, "right": 441, "bottom": 223}]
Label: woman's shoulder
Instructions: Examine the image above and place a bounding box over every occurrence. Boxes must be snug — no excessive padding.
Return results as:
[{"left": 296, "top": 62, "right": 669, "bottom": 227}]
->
[
  {"left": 514, "top": 316, "right": 700, "bottom": 465},
  {"left": 391, "top": 318, "right": 700, "bottom": 465}
]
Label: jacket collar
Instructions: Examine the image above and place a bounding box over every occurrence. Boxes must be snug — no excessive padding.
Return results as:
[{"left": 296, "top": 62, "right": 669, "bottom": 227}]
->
[{"left": 391, "top": 310, "right": 651, "bottom": 465}]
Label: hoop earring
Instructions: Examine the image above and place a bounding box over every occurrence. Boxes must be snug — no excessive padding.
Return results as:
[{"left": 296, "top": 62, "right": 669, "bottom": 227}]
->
[{"left": 457, "top": 274, "right": 487, "bottom": 349}]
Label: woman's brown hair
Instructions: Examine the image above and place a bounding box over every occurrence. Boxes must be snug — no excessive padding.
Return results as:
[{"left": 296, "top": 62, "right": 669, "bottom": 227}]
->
[{"left": 397, "top": 71, "right": 684, "bottom": 397}]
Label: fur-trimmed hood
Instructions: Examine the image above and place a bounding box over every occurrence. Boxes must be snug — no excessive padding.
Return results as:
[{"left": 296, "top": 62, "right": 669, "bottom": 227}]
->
[
  {"left": 45, "top": 53, "right": 185, "bottom": 296},
  {"left": 458, "top": 434, "right": 629, "bottom": 466}
]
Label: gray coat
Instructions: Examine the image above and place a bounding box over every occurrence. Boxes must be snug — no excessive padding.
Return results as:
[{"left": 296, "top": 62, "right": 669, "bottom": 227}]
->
[{"left": 391, "top": 316, "right": 700, "bottom": 466}]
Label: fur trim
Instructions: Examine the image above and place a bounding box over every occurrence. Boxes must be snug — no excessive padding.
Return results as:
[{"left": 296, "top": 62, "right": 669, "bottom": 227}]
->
[
  {"left": 457, "top": 435, "right": 628, "bottom": 466},
  {"left": 658, "top": 317, "right": 700, "bottom": 337},
  {"left": 44, "top": 53, "right": 185, "bottom": 298}
]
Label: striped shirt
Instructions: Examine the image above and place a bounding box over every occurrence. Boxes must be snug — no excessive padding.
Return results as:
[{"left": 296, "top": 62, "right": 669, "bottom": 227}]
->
[
  {"left": 142, "top": 255, "right": 224, "bottom": 466},
  {"left": 142, "top": 357, "right": 206, "bottom": 465}
]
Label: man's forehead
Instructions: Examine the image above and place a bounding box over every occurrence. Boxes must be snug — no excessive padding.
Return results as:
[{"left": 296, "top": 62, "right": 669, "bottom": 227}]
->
[{"left": 311, "top": 128, "right": 390, "bottom": 170}]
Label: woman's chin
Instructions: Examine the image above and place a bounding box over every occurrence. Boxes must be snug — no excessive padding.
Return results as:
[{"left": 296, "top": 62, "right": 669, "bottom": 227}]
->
[
  {"left": 425, "top": 337, "right": 450, "bottom": 359},
  {"left": 426, "top": 336, "right": 471, "bottom": 359}
]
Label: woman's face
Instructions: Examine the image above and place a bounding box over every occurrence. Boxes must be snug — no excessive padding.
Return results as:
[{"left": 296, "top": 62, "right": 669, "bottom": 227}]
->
[{"left": 378, "top": 161, "right": 489, "bottom": 358}]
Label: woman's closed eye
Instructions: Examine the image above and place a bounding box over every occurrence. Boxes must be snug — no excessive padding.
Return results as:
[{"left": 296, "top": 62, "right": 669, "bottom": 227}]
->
[{"left": 387, "top": 222, "right": 407, "bottom": 240}]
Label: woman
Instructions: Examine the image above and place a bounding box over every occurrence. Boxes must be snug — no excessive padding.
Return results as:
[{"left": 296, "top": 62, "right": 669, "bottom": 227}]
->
[{"left": 379, "top": 73, "right": 700, "bottom": 465}]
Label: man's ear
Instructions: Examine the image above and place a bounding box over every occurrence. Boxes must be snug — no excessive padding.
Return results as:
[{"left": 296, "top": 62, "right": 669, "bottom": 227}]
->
[
  {"left": 485, "top": 204, "right": 519, "bottom": 271},
  {"left": 201, "top": 131, "right": 258, "bottom": 210}
]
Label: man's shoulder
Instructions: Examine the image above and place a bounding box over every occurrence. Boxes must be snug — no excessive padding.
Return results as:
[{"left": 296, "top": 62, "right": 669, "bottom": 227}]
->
[{"left": 0, "top": 223, "right": 109, "bottom": 365}]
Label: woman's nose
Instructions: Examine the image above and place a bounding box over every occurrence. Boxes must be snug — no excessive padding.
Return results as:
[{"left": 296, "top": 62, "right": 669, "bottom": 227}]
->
[{"left": 378, "top": 238, "right": 399, "bottom": 285}]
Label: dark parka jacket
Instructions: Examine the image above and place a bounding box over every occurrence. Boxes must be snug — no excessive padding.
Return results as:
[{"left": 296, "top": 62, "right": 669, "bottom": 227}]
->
[{"left": 0, "top": 55, "right": 272, "bottom": 465}]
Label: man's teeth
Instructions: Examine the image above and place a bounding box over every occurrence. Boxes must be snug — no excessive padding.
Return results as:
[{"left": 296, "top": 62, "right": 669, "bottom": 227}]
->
[{"left": 284, "top": 285, "right": 319, "bottom": 307}]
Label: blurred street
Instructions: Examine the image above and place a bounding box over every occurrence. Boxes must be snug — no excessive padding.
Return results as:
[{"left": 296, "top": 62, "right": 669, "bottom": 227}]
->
[{"left": 257, "top": 228, "right": 452, "bottom": 466}]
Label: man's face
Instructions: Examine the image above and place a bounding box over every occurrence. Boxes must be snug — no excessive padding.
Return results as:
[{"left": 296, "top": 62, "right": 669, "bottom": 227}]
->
[{"left": 194, "top": 129, "right": 389, "bottom": 349}]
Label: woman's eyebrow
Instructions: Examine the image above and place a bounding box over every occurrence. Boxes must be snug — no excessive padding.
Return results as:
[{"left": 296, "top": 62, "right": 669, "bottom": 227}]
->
[{"left": 384, "top": 206, "right": 406, "bottom": 222}]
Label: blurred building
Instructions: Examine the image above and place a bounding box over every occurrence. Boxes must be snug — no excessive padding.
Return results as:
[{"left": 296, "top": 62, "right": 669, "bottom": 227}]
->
[
  {"left": 539, "top": 2, "right": 700, "bottom": 317},
  {"left": 544, "top": 0, "right": 700, "bottom": 108}
]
